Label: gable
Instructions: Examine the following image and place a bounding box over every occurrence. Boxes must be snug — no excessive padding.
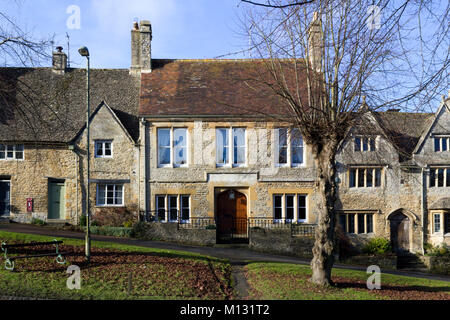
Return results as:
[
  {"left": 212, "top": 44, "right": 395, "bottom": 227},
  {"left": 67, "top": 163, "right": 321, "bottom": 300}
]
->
[{"left": 414, "top": 99, "right": 450, "bottom": 155}]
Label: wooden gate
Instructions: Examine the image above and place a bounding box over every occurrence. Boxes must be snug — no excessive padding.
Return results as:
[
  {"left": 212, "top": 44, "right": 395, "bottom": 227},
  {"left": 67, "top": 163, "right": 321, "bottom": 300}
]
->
[
  {"left": 216, "top": 190, "right": 248, "bottom": 243},
  {"left": 390, "top": 212, "right": 410, "bottom": 253}
]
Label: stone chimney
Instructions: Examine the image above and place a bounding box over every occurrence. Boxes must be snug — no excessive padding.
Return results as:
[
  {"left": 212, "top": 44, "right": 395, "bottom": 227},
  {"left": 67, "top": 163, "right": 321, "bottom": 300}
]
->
[
  {"left": 307, "top": 12, "right": 322, "bottom": 73},
  {"left": 130, "top": 20, "right": 152, "bottom": 75},
  {"left": 52, "top": 46, "right": 67, "bottom": 74}
]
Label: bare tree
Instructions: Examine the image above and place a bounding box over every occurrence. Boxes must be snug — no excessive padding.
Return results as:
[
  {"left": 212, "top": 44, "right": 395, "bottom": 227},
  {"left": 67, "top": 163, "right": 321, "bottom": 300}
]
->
[{"left": 239, "top": 0, "right": 449, "bottom": 286}]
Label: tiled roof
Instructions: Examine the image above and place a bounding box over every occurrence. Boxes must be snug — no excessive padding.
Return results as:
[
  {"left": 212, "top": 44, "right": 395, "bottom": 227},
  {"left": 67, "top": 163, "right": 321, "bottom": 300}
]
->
[
  {"left": 139, "top": 59, "right": 309, "bottom": 118},
  {"left": 0, "top": 68, "right": 140, "bottom": 143}
]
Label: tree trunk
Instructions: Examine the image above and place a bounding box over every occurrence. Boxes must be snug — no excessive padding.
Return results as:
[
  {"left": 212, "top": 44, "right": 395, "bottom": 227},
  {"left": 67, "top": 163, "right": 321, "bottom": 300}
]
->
[{"left": 310, "top": 139, "right": 338, "bottom": 286}]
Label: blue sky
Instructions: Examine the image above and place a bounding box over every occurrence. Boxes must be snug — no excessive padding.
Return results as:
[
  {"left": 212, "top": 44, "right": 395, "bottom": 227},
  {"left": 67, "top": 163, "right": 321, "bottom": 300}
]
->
[{"left": 3, "top": 0, "right": 248, "bottom": 68}]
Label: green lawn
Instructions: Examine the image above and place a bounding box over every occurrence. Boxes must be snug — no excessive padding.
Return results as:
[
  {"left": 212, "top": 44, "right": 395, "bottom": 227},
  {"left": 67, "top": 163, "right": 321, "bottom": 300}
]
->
[
  {"left": 246, "top": 262, "right": 450, "bottom": 300},
  {"left": 0, "top": 231, "right": 234, "bottom": 300}
]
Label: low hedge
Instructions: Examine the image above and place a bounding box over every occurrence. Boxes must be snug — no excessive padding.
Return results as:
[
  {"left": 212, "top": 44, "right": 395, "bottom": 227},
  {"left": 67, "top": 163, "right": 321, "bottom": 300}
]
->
[{"left": 83, "top": 226, "right": 133, "bottom": 238}]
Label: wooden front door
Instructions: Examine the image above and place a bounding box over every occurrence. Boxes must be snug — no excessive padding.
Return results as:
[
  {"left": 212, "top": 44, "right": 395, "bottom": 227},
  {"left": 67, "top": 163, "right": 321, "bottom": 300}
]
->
[
  {"left": 390, "top": 213, "right": 410, "bottom": 253},
  {"left": 217, "top": 190, "right": 247, "bottom": 239},
  {"left": 48, "top": 182, "right": 65, "bottom": 220},
  {"left": 0, "top": 181, "right": 10, "bottom": 217}
]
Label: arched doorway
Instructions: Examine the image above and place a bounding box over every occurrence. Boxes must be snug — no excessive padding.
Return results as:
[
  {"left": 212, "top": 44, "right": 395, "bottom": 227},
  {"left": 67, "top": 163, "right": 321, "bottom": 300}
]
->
[
  {"left": 216, "top": 190, "right": 247, "bottom": 243},
  {"left": 389, "top": 212, "right": 410, "bottom": 254}
]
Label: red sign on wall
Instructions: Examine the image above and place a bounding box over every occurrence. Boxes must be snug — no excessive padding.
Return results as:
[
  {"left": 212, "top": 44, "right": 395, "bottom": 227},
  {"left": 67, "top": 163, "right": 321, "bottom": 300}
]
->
[{"left": 26, "top": 198, "right": 33, "bottom": 212}]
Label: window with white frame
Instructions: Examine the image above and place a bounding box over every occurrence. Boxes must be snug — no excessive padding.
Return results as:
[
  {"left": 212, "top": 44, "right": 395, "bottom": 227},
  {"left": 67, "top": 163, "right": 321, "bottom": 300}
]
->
[
  {"left": 155, "top": 194, "right": 190, "bottom": 222},
  {"left": 96, "top": 184, "right": 123, "bottom": 206},
  {"left": 434, "top": 136, "right": 450, "bottom": 152},
  {"left": 157, "top": 128, "right": 188, "bottom": 167},
  {"left": 273, "top": 194, "right": 308, "bottom": 222},
  {"left": 275, "top": 128, "right": 304, "bottom": 166},
  {"left": 339, "top": 213, "right": 374, "bottom": 234},
  {"left": 216, "top": 128, "right": 246, "bottom": 167},
  {"left": 433, "top": 213, "right": 441, "bottom": 233},
  {"left": 0, "top": 144, "right": 24, "bottom": 160},
  {"left": 354, "top": 136, "right": 376, "bottom": 152},
  {"left": 95, "top": 141, "right": 113, "bottom": 158},
  {"left": 429, "top": 168, "right": 450, "bottom": 187},
  {"left": 349, "top": 167, "right": 382, "bottom": 188}
]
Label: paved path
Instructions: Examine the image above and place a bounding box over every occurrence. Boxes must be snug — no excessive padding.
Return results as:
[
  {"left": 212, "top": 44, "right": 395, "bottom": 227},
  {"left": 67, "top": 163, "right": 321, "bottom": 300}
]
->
[{"left": 1, "top": 222, "right": 450, "bottom": 289}]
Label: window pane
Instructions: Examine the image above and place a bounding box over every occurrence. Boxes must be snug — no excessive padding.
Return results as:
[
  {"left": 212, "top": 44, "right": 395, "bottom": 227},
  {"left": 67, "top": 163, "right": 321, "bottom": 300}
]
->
[
  {"left": 0, "top": 144, "right": 5, "bottom": 159},
  {"left": 96, "top": 142, "right": 103, "bottom": 156},
  {"left": 216, "top": 129, "right": 229, "bottom": 165},
  {"left": 438, "top": 169, "right": 444, "bottom": 187},
  {"left": 180, "top": 196, "right": 190, "bottom": 221},
  {"left": 97, "top": 185, "right": 106, "bottom": 205},
  {"left": 274, "top": 195, "right": 282, "bottom": 220},
  {"left": 285, "top": 195, "right": 294, "bottom": 220},
  {"left": 434, "top": 138, "right": 440, "bottom": 152},
  {"left": 366, "top": 214, "right": 373, "bottom": 233},
  {"left": 174, "top": 128, "right": 187, "bottom": 165},
  {"left": 366, "top": 169, "right": 373, "bottom": 187},
  {"left": 375, "top": 168, "right": 381, "bottom": 187},
  {"left": 104, "top": 142, "right": 112, "bottom": 156},
  {"left": 156, "top": 196, "right": 166, "bottom": 221},
  {"left": 115, "top": 185, "right": 123, "bottom": 205},
  {"left": 278, "top": 128, "right": 287, "bottom": 164},
  {"left": 357, "top": 214, "right": 365, "bottom": 234},
  {"left": 434, "top": 214, "right": 441, "bottom": 233},
  {"left": 291, "top": 129, "right": 303, "bottom": 164},
  {"left": 358, "top": 169, "right": 365, "bottom": 187},
  {"left": 445, "top": 213, "right": 450, "bottom": 234},
  {"left": 349, "top": 169, "right": 356, "bottom": 188},
  {"left": 447, "top": 169, "right": 450, "bottom": 187},
  {"left": 298, "top": 195, "right": 306, "bottom": 221},
  {"left": 362, "top": 137, "right": 369, "bottom": 151},
  {"left": 370, "top": 138, "right": 376, "bottom": 151},
  {"left": 158, "top": 129, "right": 171, "bottom": 165},
  {"left": 169, "top": 196, "right": 178, "bottom": 221},
  {"left": 6, "top": 145, "right": 14, "bottom": 158},
  {"left": 233, "top": 128, "right": 245, "bottom": 164},
  {"left": 15, "top": 151, "right": 23, "bottom": 160},
  {"left": 354, "top": 137, "right": 361, "bottom": 151},
  {"left": 430, "top": 169, "right": 436, "bottom": 187},
  {"left": 442, "top": 138, "right": 448, "bottom": 151},
  {"left": 348, "top": 214, "right": 355, "bottom": 233}
]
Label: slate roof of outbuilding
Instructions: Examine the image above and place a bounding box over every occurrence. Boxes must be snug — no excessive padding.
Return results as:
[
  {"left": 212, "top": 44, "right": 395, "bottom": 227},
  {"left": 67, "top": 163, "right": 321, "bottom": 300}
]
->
[{"left": 0, "top": 67, "right": 140, "bottom": 143}]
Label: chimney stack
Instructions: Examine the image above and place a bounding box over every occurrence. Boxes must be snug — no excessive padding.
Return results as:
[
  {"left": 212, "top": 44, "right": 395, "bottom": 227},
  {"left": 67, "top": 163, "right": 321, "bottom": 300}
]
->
[
  {"left": 307, "top": 12, "right": 322, "bottom": 73},
  {"left": 52, "top": 46, "right": 67, "bottom": 74},
  {"left": 130, "top": 20, "right": 152, "bottom": 75}
]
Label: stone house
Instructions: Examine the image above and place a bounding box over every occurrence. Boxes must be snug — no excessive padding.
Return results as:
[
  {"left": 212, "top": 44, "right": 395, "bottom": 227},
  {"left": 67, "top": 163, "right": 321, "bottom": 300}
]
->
[
  {"left": 0, "top": 19, "right": 449, "bottom": 253},
  {"left": 0, "top": 51, "right": 141, "bottom": 225}
]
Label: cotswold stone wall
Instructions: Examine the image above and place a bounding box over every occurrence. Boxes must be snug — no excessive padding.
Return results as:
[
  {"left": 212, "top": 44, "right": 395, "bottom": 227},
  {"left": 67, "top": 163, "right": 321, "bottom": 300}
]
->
[
  {"left": 138, "top": 222, "right": 216, "bottom": 246},
  {"left": 249, "top": 228, "right": 315, "bottom": 259},
  {"left": 1, "top": 145, "right": 78, "bottom": 224}
]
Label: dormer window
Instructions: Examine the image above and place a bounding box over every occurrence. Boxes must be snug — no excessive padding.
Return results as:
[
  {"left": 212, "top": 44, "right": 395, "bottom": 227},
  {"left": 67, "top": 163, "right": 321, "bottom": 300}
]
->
[
  {"left": 95, "top": 141, "right": 113, "bottom": 158},
  {"left": 354, "top": 136, "right": 376, "bottom": 152},
  {"left": 434, "top": 136, "right": 450, "bottom": 152}
]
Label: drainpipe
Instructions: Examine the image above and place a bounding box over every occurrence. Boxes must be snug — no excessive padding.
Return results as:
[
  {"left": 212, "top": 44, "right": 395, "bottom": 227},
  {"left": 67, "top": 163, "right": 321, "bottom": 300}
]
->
[
  {"left": 69, "top": 145, "right": 79, "bottom": 224},
  {"left": 421, "top": 167, "right": 427, "bottom": 255}
]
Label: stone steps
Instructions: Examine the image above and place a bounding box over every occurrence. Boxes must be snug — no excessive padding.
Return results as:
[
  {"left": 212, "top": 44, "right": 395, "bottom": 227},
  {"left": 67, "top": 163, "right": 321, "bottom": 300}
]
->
[{"left": 397, "top": 253, "right": 428, "bottom": 270}]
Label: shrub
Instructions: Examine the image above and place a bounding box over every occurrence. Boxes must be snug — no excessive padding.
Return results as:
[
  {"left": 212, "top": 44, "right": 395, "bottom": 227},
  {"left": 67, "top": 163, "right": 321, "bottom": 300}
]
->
[
  {"left": 362, "top": 238, "right": 392, "bottom": 255},
  {"left": 425, "top": 243, "right": 450, "bottom": 256},
  {"left": 92, "top": 207, "right": 138, "bottom": 227},
  {"left": 336, "top": 226, "right": 358, "bottom": 258},
  {"left": 122, "top": 220, "right": 135, "bottom": 228},
  {"left": 130, "top": 222, "right": 148, "bottom": 238},
  {"left": 31, "top": 218, "right": 46, "bottom": 226},
  {"left": 79, "top": 214, "right": 87, "bottom": 227}
]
